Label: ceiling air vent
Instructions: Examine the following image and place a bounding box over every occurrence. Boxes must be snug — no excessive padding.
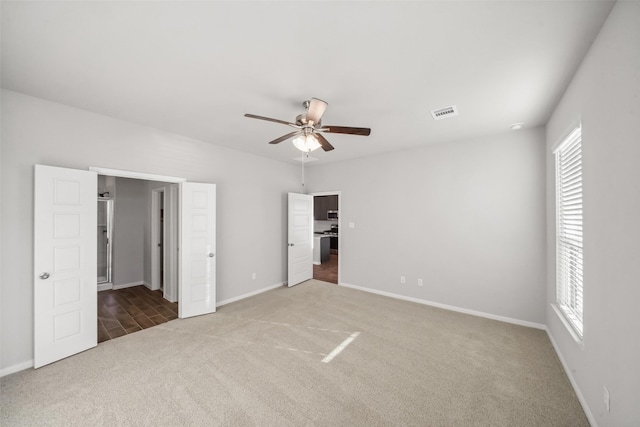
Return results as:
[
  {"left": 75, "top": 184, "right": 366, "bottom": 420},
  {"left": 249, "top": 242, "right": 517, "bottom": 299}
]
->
[{"left": 430, "top": 105, "right": 458, "bottom": 120}]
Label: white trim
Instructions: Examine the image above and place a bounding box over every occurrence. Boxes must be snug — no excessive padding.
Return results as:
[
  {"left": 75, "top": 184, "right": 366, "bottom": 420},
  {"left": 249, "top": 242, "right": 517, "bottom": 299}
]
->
[
  {"left": 1, "top": 360, "right": 34, "bottom": 377},
  {"left": 112, "top": 281, "right": 145, "bottom": 290},
  {"left": 97, "top": 282, "right": 113, "bottom": 291},
  {"left": 551, "top": 119, "right": 582, "bottom": 153},
  {"left": 339, "top": 282, "right": 546, "bottom": 330},
  {"left": 554, "top": 126, "right": 584, "bottom": 338},
  {"left": 310, "top": 190, "right": 341, "bottom": 197},
  {"left": 551, "top": 303, "right": 585, "bottom": 349},
  {"left": 546, "top": 329, "right": 597, "bottom": 427},
  {"left": 151, "top": 188, "right": 165, "bottom": 291},
  {"left": 89, "top": 167, "right": 186, "bottom": 183},
  {"left": 216, "top": 282, "right": 285, "bottom": 307}
]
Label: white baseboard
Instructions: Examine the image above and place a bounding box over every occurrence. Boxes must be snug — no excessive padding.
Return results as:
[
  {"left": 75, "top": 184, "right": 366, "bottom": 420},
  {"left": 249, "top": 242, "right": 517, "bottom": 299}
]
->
[
  {"left": 338, "top": 282, "right": 546, "bottom": 330},
  {"left": 546, "top": 330, "right": 597, "bottom": 427},
  {"left": 217, "top": 282, "right": 285, "bottom": 307},
  {"left": 112, "top": 281, "right": 145, "bottom": 290},
  {"left": 1, "top": 360, "right": 34, "bottom": 377},
  {"left": 97, "top": 282, "right": 113, "bottom": 291}
]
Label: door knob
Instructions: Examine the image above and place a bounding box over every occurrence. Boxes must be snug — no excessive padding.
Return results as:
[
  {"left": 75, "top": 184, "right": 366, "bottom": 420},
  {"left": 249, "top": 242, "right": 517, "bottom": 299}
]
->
[
  {"left": 209, "top": 253, "right": 214, "bottom": 257},
  {"left": 288, "top": 243, "right": 294, "bottom": 247},
  {"left": 39, "top": 272, "right": 50, "bottom": 280}
]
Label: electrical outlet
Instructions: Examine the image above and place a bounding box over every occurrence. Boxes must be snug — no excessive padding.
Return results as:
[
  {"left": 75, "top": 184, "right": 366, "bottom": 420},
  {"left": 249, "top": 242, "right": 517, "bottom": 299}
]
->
[
  {"left": 418, "top": 279, "right": 423, "bottom": 286},
  {"left": 251, "top": 272, "right": 256, "bottom": 280},
  {"left": 603, "top": 386, "right": 610, "bottom": 412},
  {"left": 349, "top": 222, "right": 355, "bottom": 229},
  {"left": 400, "top": 276, "right": 406, "bottom": 284}
]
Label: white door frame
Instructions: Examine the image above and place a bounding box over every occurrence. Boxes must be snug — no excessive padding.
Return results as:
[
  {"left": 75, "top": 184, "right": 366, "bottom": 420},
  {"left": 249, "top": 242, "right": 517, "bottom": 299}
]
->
[
  {"left": 150, "top": 187, "right": 165, "bottom": 291},
  {"left": 94, "top": 166, "right": 187, "bottom": 302},
  {"left": 150, "top": 185, "right": 179, "bottom": 301},
  {"left": 88, "top": 167, "right": 186, "bottom": 184},
  {"left": 311, "top": 191, "right": 341, "bottom": 285},
  {"left": 91, "top": 167, "right": 186, "bottom": 305}
]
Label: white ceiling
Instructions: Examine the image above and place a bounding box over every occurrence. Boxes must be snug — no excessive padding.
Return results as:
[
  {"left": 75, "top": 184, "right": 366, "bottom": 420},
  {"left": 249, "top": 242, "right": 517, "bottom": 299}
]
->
[{"left": 1, "top": 1, "right": 614, "bottom": 165}]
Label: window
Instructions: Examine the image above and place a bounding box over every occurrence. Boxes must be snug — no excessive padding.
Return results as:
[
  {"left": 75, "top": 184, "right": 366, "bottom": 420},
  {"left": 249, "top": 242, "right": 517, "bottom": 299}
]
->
[{"left": 554, "top": 127, "right": 584, "bottom": 338}]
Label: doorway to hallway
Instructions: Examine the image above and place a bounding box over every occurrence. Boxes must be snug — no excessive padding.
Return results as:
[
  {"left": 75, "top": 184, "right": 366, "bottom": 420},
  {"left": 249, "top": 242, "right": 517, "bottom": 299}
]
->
[{"left": 312, "top": 192, "right": 340, "bottom": 284}]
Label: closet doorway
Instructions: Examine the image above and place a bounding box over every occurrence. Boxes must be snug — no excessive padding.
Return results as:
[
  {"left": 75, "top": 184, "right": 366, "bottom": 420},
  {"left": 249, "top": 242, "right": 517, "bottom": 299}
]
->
[
  {"left": 95, "top": 175, "right": 179, "bottom": 342},
  {"left": 95, "top": 175, "right": 178, "bottom": 297},
  {"left": 34, "top": 165, "right": 217, "bottom": 368}
]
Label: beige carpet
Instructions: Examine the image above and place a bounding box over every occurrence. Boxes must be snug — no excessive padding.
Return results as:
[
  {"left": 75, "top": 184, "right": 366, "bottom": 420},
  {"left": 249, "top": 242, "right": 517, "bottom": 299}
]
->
[{"left": 1, "top": 280, "right": 588, "bottom": 426}]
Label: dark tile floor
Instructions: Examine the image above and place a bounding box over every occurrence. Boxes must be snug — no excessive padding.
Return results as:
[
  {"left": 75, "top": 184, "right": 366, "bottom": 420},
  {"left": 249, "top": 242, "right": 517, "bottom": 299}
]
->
[
  {"left": 313, "top": 253, "right": 338, "bottom": 284},
  {"left": 98, "top": 286, "right": 178, "bottom": 343}
]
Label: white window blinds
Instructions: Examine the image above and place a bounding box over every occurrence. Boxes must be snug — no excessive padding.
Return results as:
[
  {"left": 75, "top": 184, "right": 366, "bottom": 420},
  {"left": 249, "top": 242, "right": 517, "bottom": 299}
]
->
[{"left": 555, "top": 127, "right": 584, "bottom": 337}]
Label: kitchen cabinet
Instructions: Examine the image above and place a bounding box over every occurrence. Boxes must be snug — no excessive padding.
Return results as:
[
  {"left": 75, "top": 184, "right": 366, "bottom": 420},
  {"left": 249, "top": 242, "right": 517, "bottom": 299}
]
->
[
  {"left": 314, "top": 196, "right": 326, "bottom": 220},
  {"left": 330, "top": 236, "right": 338, "bottom": 252},
  {"left": 313, "top": 235, "right": 330, "bottom": 264},
  {"left": 327, "top": 195, "right": 338, "bottom": 211},
  {"left": 313, "top": 195, "right": 338, "bottom": 220}
]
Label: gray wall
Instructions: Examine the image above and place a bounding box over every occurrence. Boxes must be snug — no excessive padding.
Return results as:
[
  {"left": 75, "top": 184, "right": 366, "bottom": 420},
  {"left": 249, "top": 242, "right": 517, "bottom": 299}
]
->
[
  {"left": 0, "top": 90, "right": 300, "bottom": 372},
  {"left": 545, "top": 2, "right": 640, "bottom": 425},
  {"left": 112, "top": 177, "right": 146, "bottom": 287},
  {"left": 306, "top": 127, "right": 547, "bottom": 325}
]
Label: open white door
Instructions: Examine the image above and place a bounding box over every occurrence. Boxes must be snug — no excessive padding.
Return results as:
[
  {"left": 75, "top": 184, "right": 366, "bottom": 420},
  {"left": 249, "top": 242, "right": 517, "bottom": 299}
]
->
[
  {"left": 288, "top": 193, "right": 313, "bottom": 287},
  {"left": 179, "top": 182, "right": 216, "bottom": 318},
  {"left": 34, "top": 165, "right": 97, "bottom": 368}
]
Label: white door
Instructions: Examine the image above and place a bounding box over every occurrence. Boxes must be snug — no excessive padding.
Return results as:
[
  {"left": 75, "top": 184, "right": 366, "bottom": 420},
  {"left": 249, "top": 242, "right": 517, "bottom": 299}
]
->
[
  {"left": 179, "top": 182, "right": 216, "bottom": 318},
  {"left": 34, "top": 165, "right": 97, "bottom": 368},
  {"left": 288, "top": 193, "right": 313, "bottom": 287}
]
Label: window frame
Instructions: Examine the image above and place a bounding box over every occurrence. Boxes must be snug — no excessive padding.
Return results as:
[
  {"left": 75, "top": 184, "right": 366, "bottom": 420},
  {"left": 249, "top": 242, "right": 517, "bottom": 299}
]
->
[{"left": 553, "top": 126, "right": 584, "bottom": 340}]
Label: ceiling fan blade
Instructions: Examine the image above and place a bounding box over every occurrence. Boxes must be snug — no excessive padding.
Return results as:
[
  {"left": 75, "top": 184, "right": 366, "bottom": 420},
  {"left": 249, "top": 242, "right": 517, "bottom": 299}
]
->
[
  {"left": 306, "top": 98, "right": 328, "bottom": 125},
  {"left": 268, "top": 131, "right": 301, "bottom": 145},
  {"left": 245, "top": 113, "right": 300, "bottom": 128},
  {"left": 315, "top": 133, "right": 335, "bottom": 152},
  {"left": 317, "top": 125, "right": 371, "bottom": 136}
]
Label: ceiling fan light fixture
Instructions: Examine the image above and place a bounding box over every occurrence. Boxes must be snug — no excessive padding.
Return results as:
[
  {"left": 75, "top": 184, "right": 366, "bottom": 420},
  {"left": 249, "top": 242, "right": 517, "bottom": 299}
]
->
[
  {"left": 244, "top": 97, "right": 371, "bottom": 153},
  {"left": 292, "top": 134, "right": 322, "bottom": 152}
]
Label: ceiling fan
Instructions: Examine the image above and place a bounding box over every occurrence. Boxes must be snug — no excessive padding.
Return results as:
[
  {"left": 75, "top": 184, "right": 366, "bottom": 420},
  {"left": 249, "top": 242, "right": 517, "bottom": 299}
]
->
[{"left": 244, "top": 98, "right": 371, "bottom": 153}]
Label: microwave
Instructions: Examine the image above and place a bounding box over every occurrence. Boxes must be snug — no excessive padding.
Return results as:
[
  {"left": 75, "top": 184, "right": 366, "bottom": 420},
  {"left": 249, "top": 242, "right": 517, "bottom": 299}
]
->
[{"left": 327, "top": 210, "right": 338, "bottom": 220}]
